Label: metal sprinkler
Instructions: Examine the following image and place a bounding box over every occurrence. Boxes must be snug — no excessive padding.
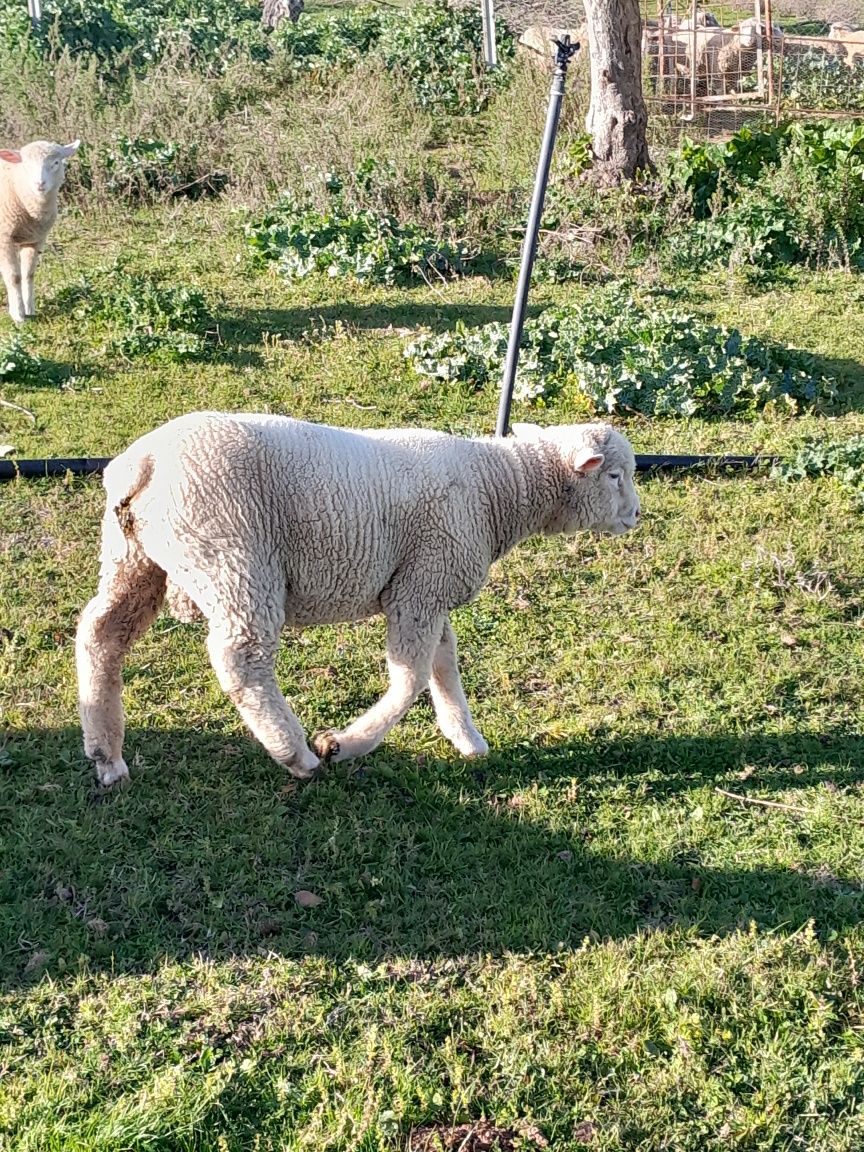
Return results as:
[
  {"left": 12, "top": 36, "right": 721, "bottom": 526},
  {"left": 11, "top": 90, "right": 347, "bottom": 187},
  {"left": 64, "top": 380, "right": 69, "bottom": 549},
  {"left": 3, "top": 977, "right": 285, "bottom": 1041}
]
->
[{"left": 496, "top": 34, "right": 579, "bottom": 438}]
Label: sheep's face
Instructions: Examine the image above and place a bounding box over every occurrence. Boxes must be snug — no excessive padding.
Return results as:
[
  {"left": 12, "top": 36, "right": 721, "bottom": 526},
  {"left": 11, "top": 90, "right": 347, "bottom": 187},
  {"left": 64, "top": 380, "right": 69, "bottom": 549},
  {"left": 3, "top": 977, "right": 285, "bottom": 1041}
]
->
[
  {"left": 735, "top": 19, "right": 761, "bottom": 49},
  {"left": 0, "top": 140, "right": 80, "bottom": 199},
  {"left": 513, "top": 422, "right": 641, "bottom": 536}
]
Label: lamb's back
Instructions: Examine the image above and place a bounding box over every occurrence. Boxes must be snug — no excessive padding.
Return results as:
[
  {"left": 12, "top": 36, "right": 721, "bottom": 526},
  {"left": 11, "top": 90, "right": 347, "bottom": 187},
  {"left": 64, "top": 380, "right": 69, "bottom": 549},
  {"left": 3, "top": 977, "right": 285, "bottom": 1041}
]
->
[{"left": 131, "top": 413, "right": 487, "bottom": 625}]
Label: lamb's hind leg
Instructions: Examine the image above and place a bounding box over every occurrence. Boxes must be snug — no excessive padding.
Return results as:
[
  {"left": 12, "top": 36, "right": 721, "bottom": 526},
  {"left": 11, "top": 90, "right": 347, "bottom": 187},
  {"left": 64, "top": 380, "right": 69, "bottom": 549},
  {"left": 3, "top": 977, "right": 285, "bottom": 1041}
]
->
[
  {"left": 206, "top": 619, "right": 320, "bottom": 780},
  {"left": 76, "top": 552, "right": 166, "bottom": 786},
  {"left": 429, "top": 617, "right": 488, "bottom": 758},
  {"left": 314, "top": 609, "right": 443, "bottom": 763}
]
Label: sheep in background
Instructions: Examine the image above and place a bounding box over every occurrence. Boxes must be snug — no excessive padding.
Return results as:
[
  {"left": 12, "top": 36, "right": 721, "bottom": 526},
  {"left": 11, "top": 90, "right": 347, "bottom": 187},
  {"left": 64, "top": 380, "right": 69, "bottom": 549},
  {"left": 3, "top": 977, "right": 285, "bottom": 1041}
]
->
[
  {"left": 644, "top": 11, "right": 719, "bottom": 97},
  {"left": 76, "top": 413, "right": 640, "bottom": 786},
  {"left": 706, "top": 18, "right": 783, "bottom": 96},
  {"left": 518, "top": 23, "right": 586, "bottom": 63},
  {"left": 828, "top": 21, "right": 864, "bottom": 67},
  {"left": 0, "top": 139, "right": 80, "bottom": 324}
]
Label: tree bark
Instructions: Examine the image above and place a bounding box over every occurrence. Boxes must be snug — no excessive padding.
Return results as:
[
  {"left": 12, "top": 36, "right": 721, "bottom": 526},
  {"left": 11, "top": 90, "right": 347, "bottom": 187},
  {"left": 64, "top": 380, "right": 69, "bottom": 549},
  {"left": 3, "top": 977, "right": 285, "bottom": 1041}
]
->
[
  {"left": 262, "top": 0, "right": 303, "bottom": 29},
  {"left": 582, "top": 0, "right": 652, "bottom": 182}
]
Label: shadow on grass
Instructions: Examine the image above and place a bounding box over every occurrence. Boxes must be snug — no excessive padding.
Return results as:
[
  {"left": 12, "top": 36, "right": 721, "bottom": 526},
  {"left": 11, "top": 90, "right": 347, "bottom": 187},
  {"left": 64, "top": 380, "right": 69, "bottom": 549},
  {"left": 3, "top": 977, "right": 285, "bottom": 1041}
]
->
[
  {"left": 213, "top": 303, "right": 864, "bottom": 412},
  {"left": 217, "top": 302, "right": 522, "bottom": 347},
  {"left": 2, "top": 722, "right": 862, "bottom": 986}
]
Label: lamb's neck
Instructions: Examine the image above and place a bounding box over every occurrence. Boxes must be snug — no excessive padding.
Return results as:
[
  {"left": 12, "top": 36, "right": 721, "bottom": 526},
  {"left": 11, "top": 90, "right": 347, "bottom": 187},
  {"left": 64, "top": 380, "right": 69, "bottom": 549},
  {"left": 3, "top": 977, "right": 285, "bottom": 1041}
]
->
[
  {"left": 480, "top": 439, "right": 564, "bottom": 562},
  {"left": 12, "top": 181, "right": 58, "bottom": 227}
]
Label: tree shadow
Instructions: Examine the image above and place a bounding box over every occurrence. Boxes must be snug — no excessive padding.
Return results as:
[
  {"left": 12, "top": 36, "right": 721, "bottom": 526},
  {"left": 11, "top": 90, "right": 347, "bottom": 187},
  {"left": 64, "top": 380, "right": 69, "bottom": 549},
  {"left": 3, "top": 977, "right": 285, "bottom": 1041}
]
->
[
  {"left": 211, "top": 302, "right": 864, "bottom": 412},
  {"left": 2, "top": 722, "right": 861, "bottom": 988},
  {"left": 216, "top": 302, "right": 522, "bottom": 348}
]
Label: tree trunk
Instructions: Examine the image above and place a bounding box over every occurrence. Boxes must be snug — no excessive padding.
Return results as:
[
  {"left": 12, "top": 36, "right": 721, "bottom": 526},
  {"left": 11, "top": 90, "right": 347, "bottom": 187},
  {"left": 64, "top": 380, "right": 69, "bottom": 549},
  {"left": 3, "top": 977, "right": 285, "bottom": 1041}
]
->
[
  {"left": 262, "top": 0, "right": 304, "bottom": 29},
  {"left": 582, "top": 0, "right": 652, "bottom": 183}
]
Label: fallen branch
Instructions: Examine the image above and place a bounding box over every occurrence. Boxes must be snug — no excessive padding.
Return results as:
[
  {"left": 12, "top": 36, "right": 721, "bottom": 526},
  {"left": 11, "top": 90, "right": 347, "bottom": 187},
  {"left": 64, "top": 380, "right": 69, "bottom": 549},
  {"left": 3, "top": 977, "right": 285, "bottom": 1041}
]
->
[
  {"left": 714, "top": 787, "right": 812, "bottom": 815},
  {"left": 0, "top": 398, "right": 36, "bottom": 423}
]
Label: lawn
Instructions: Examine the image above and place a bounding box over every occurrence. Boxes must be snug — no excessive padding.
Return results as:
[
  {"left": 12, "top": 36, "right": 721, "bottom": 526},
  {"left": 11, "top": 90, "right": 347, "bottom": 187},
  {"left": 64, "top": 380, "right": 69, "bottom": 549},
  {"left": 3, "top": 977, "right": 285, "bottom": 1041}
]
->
[{"left": 1, "top": 12, "right": 864, "bottom": 1149}]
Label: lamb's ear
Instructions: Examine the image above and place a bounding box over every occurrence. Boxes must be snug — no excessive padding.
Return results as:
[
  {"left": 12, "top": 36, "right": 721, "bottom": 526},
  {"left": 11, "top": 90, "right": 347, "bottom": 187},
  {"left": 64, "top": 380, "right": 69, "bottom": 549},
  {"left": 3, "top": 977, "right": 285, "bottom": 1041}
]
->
[
  {"left": 0, "top": 150, "right": 22, "bottom": 164},
  {"left": 573, "top": 445, "right": 605, "bottom": 474},
  {"left": 59, "top": 140, "right": 81, "bottom": 158},
  {"left": 511, "top": 423, "right": 545, "bottom": 441}
]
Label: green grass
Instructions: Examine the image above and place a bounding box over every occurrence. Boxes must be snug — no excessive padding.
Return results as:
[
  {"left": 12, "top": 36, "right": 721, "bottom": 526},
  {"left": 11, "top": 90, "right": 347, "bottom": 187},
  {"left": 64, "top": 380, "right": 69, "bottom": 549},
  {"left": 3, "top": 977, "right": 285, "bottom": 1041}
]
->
[{"left": 2, "top": 194, "right": 864, "bottom": 1150}]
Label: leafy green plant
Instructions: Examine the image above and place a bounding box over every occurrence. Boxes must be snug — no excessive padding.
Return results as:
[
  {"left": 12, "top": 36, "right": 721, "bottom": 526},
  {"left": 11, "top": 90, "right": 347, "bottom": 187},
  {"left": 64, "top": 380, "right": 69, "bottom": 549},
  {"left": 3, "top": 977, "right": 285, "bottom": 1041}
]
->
[
  {"left": 773, "top": 436, "right": 864, "bottom": 502},
  {"left": 246, "top": 166, "right": 466, "bottom": 285},
  {"left": 779, "top": 50, "right": 864, "bottom": 113},
  {"left": 665, "top": 121, "right": 864, "bottom": 274},
  {"left": 272, "top": 0, "right": 513, "bottom": 114},
  {"left": 56, "top": 263, "right": 209, "bottom": 361},
  {"left": 405, "top": 286, "right": 837, "bottom": 416},
  {"left": 94, "top": 135, "right": 227, "bottom": 202},
  {"left": 0, "top": 335, "right": 42, "bottom": 384},
  {"left": 271, "top": 6, "right": 383, "bottom": 73},
  {"left": 374, "top": 0, "right": 514, "bottom": 114},
  {"left": 31, "top": 0, "right": 265, "bottom": 73}
]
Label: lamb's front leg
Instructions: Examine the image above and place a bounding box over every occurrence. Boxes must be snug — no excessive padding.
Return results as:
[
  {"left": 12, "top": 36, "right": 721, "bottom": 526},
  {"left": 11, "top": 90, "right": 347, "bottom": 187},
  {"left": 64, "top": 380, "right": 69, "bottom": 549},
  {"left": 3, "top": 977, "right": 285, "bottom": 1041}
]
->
[
  {"left": 207, "top": 622, "right": 320, "bottom": 780},
  {"left": 19, "top": 245, "right": 39, "bottom": 318},
  {"left": 314, "top": 611, "right": 443, "bottom": 762},
  {"left": 429, "top": 617, "right": 489, "bottom": 758},
  {"left": 0, "top": 240, "right": 25, "bottom": 323}
]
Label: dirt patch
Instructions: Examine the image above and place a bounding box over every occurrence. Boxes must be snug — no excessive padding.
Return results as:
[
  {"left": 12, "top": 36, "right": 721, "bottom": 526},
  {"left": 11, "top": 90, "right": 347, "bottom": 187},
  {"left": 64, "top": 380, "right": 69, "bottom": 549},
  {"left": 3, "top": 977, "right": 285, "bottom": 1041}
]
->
[{"left": 408, "top": 1121, "right": 548, "bottom": 1151}]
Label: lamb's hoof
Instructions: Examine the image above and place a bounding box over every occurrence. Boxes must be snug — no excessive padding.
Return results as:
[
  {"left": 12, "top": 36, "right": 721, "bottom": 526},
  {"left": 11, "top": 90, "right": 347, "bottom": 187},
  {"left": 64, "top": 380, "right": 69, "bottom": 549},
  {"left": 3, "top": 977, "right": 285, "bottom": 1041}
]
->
[
  {"left": 461, "top": 737, "right": 490, "bottom": 759},
  {"left": 312, "top": 731, "right": 341, "bottom": 763},
  {"left": 95, "top": 757, "right": 130, "bottom": 788}
]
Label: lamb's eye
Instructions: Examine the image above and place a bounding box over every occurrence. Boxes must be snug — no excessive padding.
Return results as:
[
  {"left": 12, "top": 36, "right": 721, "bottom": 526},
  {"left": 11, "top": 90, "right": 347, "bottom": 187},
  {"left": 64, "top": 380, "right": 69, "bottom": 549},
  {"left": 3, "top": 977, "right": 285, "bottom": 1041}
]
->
[{"left": 607, "top": 471, "right": 622, "bottom": 483}]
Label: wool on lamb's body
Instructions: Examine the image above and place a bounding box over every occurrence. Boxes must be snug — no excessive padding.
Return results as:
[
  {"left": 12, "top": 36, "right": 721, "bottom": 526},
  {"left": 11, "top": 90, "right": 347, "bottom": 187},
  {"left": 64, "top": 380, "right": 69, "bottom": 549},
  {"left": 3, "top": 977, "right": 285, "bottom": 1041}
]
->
[
  {"left": 76, "top": 412, "right": 640, "bottom": 786},
  {"left": 0, "top": 139, "right": 79, "bottom": 323}
]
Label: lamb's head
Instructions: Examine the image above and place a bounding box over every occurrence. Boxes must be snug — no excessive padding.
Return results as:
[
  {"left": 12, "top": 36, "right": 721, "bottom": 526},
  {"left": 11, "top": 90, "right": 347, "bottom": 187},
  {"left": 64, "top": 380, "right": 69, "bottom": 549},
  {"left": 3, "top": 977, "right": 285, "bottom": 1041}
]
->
[
  {"left": 512, "top": 421, "right": 640, "bottom": 536},
  {"left": 730, "top": 19, "right": 756, "bottom": 49},
  {"left": 0, "top": 139, "right": 80, "bottom": 199}
]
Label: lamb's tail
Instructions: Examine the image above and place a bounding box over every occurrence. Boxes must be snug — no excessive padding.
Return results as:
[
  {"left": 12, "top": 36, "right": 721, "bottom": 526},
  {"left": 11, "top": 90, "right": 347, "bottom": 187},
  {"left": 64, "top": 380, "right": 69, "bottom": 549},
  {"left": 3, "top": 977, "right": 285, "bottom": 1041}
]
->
[
  {"left": 103, "top": 450, "right": 156, "bottom": 540},
  {"left": 101, "top": 447, "right": 205, "bottom": 623}
]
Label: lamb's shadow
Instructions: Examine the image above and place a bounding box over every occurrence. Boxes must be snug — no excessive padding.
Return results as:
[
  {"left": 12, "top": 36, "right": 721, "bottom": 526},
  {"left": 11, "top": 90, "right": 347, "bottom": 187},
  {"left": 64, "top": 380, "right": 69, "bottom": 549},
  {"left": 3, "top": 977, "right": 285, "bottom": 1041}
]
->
[{"left": 2, "top": 722, "right": 862, "bottom": 987}]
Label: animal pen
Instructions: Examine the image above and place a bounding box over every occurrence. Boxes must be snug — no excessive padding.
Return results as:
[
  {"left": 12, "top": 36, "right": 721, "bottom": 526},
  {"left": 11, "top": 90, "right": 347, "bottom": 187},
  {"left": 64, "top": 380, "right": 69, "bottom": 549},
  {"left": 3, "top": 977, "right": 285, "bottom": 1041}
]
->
[{"left": 641, "top": 0, "right": 864, "bottom": 135}]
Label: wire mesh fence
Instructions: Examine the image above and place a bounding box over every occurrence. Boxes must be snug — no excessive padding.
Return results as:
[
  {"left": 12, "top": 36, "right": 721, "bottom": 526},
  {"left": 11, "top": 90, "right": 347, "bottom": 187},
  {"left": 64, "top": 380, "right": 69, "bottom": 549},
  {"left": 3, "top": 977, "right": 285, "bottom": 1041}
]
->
[{"left": 641, "top": 1, "right": 864, "bottom": 135}]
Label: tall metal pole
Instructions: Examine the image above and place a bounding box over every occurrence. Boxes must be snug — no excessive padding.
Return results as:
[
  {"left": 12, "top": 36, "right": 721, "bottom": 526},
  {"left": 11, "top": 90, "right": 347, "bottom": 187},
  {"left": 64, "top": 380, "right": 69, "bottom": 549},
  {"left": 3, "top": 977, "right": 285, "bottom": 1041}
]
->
[
  {"left": 27, "top": 0, "right": 41, "bottom": 31},
  {"left": 495, "top": 35, "right": 579, "bottom": 438},
  {"left": 480, "top": 0, "right": 497, "bottom": 68}
]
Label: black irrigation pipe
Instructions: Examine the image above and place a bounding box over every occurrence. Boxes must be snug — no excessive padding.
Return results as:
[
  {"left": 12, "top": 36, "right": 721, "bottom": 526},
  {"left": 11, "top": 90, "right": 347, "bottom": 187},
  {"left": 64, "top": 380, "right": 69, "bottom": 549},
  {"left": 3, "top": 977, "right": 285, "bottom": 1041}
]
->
[{"left": 0, "top": 454, "right": 778, "bottom": 482}]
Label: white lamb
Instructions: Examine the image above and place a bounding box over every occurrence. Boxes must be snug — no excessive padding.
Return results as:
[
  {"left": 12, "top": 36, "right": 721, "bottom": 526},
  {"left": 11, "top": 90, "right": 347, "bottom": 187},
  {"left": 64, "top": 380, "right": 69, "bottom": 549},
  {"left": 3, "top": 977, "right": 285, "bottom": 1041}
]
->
[
  {"left": 0, "top": 139, "right": 80, "bottom": 324},
  {"left": 76, "top": 413, "right": 640, "bottom": 787}
]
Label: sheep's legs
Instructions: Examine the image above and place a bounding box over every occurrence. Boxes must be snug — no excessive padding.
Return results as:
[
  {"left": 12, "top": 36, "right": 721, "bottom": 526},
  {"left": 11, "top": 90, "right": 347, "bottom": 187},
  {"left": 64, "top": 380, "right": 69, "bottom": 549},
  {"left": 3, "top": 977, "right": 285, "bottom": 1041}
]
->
[
  {"left": 207, "top": 625, "right": 320, "bottom": 779},
  {"left": 0, "top": 241, "right": 24, "bottom": 324},
  {"left": 19, "top": 245, "right": 39, "bottom": 317},
  {"left": 76, "top": 556, "right": 166, "bottom": 786},
  {"left": 315, "top": 614, "right": 442, "bottom": 762},
  {"left": 429, "top": 618, "right": 488, "bottom": 758}
]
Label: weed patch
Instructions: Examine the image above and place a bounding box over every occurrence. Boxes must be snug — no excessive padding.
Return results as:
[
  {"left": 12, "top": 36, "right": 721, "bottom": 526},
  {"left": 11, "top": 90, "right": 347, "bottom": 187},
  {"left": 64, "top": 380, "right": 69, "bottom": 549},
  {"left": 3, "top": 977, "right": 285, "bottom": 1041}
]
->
[
  {"left": 0, "top": 336, "right": 42, "bottom": 385},
  {"left": 774, "top": 434, "right": 864, "bottom": 502},
  {"left": 55, "top": 263, "right": 210, "bottom": 362},
  {"left": 405, "top": 286, "right": 837, "bottom": 416},
  {"left": 246, "top": 173, "right": 467, "bottom": 285}
]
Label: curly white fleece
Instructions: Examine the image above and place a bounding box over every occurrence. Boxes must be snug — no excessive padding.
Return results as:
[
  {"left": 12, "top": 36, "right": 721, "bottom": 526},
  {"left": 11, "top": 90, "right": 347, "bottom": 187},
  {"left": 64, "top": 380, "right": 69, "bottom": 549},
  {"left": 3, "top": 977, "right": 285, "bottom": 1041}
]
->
[{"left": 76, "top": 412, "right": 640, "bottom": 786}]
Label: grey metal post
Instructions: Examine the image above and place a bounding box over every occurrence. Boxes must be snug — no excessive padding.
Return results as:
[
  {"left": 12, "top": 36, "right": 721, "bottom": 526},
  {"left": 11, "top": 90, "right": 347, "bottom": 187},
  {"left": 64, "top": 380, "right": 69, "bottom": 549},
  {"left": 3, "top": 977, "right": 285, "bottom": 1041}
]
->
[
  {"left": 480, "top": 0, "right": 497, "bottom": 68},
  {"left": 27, "top": 0, "right": 42, "bottom": 31},
  {"left": 495, "top": 35, "right": 579, "bottom": 438}
]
